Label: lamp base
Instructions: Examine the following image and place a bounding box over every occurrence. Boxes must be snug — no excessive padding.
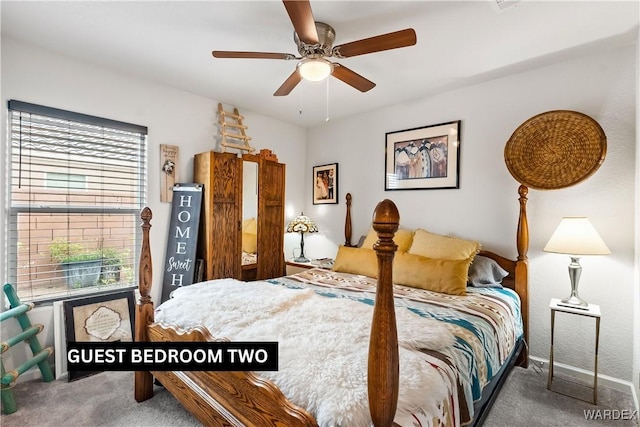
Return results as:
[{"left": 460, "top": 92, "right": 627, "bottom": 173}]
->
[
  {"left": 563, "top": 256, "right": 588, "bottom": 307},
  {"left": 560, "top": 294, "right": 588, "bottom": 307},
  {"left": 293, "top": 256, "right": 310, "bottom": 263}
]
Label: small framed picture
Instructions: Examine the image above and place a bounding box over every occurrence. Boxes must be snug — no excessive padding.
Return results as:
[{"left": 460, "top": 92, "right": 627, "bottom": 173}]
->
[
  {"left": 385, "top": 120, "right": 461, "bottom": 190},
  {"left": 312, "top": 163, "right": 338, "bottom": 205},
  {"left": 160, "top": 144, "right": 179, "bottom": 203},
  {"left": 63, "top": 290, "right": 135, "bottom": 381}
]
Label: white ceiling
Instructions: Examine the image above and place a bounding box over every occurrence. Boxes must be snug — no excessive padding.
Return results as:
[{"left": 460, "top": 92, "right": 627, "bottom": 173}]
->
[{"left": 1, "top": 1, "right": 638, "bottom": 129}]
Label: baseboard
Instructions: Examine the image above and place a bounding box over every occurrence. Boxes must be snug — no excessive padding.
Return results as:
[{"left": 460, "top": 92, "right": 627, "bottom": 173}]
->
[
  {"left": 14, "top": 362, "right": 63, "bottom": 384},
  {"left": 530, "top": 355, "right": 639, "bottom": 412},
  {"left": 15, "top": 368, "right": 41, "bottom": 384}
]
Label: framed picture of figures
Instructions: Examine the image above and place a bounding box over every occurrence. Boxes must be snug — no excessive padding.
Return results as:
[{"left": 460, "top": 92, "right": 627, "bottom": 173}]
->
[
  {"left": 312, "top": 163, "right": 338, "bottom": 204},
  {"left": 385, "top": 120, "right": 461, "bottom": 190}
]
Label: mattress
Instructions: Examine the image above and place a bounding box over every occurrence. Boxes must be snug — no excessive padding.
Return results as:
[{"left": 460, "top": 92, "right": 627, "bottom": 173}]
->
[{"left": 156, "top": 268, "right": 523, "bottom": 427}]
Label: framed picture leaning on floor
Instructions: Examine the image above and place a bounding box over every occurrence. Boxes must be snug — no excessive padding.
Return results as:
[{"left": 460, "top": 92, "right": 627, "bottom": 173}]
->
[{"left": 63, "top": 290, "right": 134, "bottom": 381}]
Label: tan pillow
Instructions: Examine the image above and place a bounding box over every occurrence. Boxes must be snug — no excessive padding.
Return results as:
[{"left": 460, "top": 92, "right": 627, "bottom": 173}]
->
[
  {"left": 361, "top": 227, "right": 414, "bottom": 252},
  {"left": 243, "top": 217, "right": 257, "bottom": 235},
  {"left": 241, "top": 218, "right": 258, "bottom": 253},
  {"left": 393, "top": 252, "right": 473, "bottom": 296},
  {"left": 242, "top": 232, "right": 257, "bottom": 254},
  {"left": 408, "top": 229, "right": 479, "bottom": 260},
  {"left": 332, "top": 246, "right": 378, "bottom": 278}
]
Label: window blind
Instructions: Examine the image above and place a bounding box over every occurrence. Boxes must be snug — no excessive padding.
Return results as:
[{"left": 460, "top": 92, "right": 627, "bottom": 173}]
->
[{"left": 7, "top": 100, "right": 148, "bottom": 303}]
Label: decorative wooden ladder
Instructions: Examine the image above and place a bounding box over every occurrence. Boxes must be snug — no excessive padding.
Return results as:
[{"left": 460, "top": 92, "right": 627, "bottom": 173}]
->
[
  {"left": 1, "top": 284, "right": 54, "bottom": 414},
  {"left": 218, "top": 103, "right": 255, "bottom": 154}
]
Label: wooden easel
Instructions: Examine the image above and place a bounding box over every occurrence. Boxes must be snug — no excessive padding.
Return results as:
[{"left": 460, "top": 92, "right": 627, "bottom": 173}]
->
[{"left": 218, "top": 103, "right": 255, "bottom": 154}]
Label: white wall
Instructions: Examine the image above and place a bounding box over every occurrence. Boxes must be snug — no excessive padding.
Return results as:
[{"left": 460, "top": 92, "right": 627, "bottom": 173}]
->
[
  {"left": 305, "top": 44, "right": 637, "bottom": 385},
  {"left": 0, "top": 37, "right": 306, "bottom": 377}
]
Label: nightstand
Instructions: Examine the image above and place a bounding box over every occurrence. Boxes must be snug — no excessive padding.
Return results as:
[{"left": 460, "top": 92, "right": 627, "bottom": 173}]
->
[
  {"left": 547, "top": 298, "right": 601, "bottom": 404},
  {"left": 285, "top": 259, "right": 333, "bottom": 275}
]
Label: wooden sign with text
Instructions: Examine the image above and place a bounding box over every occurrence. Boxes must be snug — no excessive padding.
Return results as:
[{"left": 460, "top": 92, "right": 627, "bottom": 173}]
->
[{"left": 161, "top": 183, "right": 203, "bottom": 303}]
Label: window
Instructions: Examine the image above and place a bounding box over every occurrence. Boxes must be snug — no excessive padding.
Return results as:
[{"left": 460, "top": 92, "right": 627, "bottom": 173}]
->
[
  {"left": 7, "top": 100, "right": 147, "bottom": 303},
  {"left": 45, "top": 172, "right": 88, "bottom": 190}
]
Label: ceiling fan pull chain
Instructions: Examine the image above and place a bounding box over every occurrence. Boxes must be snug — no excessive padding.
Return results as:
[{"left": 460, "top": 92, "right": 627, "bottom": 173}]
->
[
  {"left": 299, "top": 82, "right": 303, "bottom": 115},
  {"left": 325, "top": 78, "right": 330, "bottom": 122}
]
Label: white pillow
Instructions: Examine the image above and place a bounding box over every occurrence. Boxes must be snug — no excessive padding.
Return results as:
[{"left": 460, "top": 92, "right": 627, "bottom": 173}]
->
[{"left": 467, "top": 256, "right": 508, "bottom": 288}]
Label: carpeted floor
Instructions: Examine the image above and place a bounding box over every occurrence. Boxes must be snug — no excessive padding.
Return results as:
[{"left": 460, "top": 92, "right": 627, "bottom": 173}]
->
[
  {"left": 1, "top": 365, "right": 638, "bottom": 426},
  {"left": 485, "top": 365, "right": 638, "bottom": 426}
]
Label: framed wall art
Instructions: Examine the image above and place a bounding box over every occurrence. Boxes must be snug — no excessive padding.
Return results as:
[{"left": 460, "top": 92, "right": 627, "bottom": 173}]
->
[
  {"left": 63, "top": 290, "right": 135, "bottom": 381},
  {"left": 313, "top": 163, "right": 338, "bottom": 205},
  {"left": 385, "top": 120, "right": 461, "bottom": 190},
  {"left": 160, "top": 144, "right": 179, "bottom": 203}
]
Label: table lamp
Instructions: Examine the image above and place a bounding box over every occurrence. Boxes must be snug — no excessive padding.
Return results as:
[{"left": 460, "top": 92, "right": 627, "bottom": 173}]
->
[
  {"left": 543, "top": 217, "right": 610, "bottom": 307},
  {"left": 286, "top": 212, "right": 318, "bottom": 262}
]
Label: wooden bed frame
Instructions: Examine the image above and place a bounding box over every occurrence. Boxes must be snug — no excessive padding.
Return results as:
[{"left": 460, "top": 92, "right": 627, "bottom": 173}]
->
[{"left": 134, "top": 186, "right": 530, "bottom": 427}]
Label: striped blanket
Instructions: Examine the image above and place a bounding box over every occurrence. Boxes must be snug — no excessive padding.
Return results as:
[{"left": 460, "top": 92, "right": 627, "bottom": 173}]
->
[
  {"left": 157, "top": 268, "right": 522, "bottom": 427},
  {"left": 272, "top": 268, "right": 523, "bottom": 426}
]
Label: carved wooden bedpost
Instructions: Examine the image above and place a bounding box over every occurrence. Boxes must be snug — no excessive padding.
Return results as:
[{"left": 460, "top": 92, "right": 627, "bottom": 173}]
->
[
  {"left": 344, "top": 193, "right": 354, "bottom": 247},
  {"left": 368, "top": 199, "right": 400, "bottom": 427},
  {"left": 135, "top": 207, "right": 154, "bottom": 402},
  {"left": 515, "top": 185, "right": 530, "bottom": 367}
]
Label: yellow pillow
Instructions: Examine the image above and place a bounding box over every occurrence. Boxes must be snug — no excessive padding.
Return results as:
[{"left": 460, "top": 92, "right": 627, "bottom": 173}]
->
[
  {"left": 243, "top": 217, "right": 257, "bottom": 235},
  {"left": 361, "top": 227, "right": 414, "bottom": 252},
  {"left": 393, "top": 252, "right": 473, "bottom": 296},
  {"left": 408, "top": 229, "right": 479, "bottom": 260},
  {"left": 332, "top": 246, "right": 378, "bottom": 279},
  {"left": 242, "top": 232, "right": 257, "bottom": 254}
]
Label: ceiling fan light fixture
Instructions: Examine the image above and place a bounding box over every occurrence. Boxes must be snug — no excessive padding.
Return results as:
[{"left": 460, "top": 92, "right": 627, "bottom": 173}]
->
[{"left": 298, "top": 58, "right": 333, "bottom": 82}]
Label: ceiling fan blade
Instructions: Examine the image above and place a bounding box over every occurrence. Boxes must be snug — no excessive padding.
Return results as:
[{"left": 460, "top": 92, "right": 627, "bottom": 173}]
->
[
  {"left": 282, "top": 0, "right": 319, "bottom": 45},
  {"left": 274, "top": 70, "right": 303, "bottom": 96},
  {"left": 331, "top": 64, "right": 376, "bottom": 92},
  {"left": 333, "top": 28, "right": 417, "bottom": 58},
  {"left": 212, "top": 51, "right": 294, "bottom": 60}
]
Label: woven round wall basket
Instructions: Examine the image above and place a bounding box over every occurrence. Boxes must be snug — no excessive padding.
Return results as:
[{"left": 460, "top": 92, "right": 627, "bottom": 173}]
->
[{"left": 504, "top": 110, "right": 606, "bottom": 190}]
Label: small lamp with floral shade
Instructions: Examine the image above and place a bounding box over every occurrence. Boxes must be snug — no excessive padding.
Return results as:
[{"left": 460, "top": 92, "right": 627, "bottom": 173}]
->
[{"left": 286, "top": 212, "right": 318, "bottom": 262}]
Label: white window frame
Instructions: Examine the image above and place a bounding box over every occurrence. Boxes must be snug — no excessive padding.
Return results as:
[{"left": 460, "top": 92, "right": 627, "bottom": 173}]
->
[{"left": 5, "top": 100, "right": 148, "bottom": 304}]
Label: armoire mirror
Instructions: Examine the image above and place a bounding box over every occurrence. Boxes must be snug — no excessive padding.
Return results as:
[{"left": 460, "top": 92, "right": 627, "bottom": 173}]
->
[{"left": 240, "top": 158, "right": 258, "bottom": 281}]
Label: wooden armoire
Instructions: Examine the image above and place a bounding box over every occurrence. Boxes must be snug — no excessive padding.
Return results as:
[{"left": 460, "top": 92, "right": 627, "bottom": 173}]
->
[{"left": 193, "top": 150, "right": 285, "bottom": 282}]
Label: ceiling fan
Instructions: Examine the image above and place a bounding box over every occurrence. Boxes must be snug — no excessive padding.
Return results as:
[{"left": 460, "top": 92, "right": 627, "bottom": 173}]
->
[{"left": 212, "top": 0, "right": 417, "bottom": 96}]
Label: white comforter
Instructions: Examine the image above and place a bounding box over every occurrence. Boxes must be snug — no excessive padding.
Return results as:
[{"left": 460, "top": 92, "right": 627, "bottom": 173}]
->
[{"left": 155, "top": 278, "right": 455, "bottom": 427}]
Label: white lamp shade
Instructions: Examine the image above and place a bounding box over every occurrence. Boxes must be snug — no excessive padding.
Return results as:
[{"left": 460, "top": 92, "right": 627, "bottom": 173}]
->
[
  {"left": 298, "top": 58, "right": 332, "bottom": 82},
  {"left": 543, "top": 217, "right": 610, "bottom": 255}
]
